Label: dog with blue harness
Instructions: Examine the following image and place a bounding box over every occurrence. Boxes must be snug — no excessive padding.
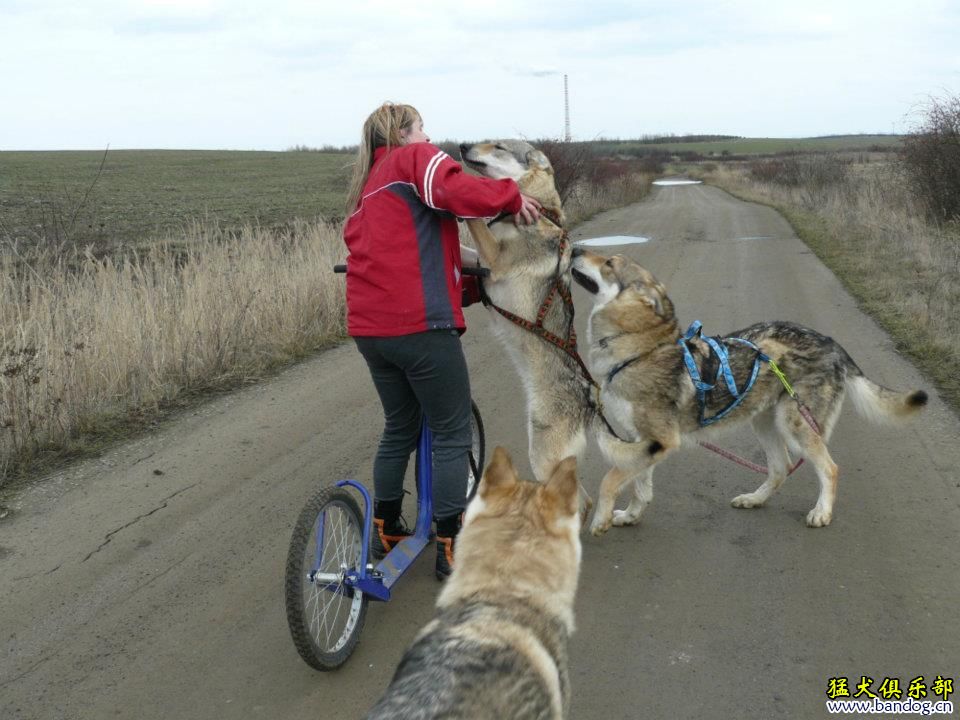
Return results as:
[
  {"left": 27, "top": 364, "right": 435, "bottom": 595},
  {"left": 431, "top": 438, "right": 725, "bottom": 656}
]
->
[{"left": 570, "top": 248, "right": 928, "bottom": 536}]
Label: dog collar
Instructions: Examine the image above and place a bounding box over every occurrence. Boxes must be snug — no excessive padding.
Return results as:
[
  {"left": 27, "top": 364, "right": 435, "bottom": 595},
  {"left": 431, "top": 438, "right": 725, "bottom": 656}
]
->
[
  {"left": 604, "top": 347, "right": 660, "bottom": 385},
  {"left": 486, "top": 212, "right": 512, "bottom": 227},
  {"left": 597, "top": 332, "right": 629, "bottom": 349}
]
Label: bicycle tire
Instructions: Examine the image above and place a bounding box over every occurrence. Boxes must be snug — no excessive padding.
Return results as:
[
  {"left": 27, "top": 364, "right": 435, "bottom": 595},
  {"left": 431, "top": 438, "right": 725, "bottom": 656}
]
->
[
  {"left": 466, "top": 400, "right": 485, "bottom": 503},
  {"left": 284, "top": 484, "right": 368, "bottom": 671}
]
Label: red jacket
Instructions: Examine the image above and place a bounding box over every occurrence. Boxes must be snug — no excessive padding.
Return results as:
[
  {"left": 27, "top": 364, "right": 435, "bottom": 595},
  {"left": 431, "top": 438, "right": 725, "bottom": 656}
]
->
[{"left": 343, "top": 143, "right": 522, "bottom": 337}]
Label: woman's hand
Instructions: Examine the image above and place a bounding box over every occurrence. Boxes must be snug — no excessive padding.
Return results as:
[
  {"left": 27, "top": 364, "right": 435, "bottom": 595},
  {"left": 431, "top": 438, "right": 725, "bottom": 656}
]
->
[{"left": 514, "top": 194, "right": 542, "bottom": 225}]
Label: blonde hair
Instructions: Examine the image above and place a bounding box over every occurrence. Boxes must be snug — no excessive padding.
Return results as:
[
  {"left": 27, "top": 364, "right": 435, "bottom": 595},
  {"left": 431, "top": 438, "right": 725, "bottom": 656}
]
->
[{"left": 345, "top": 102, "right": 421, "bottom": 213}]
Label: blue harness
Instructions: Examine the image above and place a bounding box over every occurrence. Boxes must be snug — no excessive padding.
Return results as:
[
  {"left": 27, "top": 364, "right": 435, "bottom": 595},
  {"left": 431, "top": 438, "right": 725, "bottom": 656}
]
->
[{"left": 678, "top": 321, "right": 770, "bottom": 426}]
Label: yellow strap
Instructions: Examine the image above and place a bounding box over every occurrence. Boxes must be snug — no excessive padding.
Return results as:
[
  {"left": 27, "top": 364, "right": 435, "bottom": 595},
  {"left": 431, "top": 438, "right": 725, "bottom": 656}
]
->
[{"left": 767, "top": 359, "right": 796, "bottom": 398}]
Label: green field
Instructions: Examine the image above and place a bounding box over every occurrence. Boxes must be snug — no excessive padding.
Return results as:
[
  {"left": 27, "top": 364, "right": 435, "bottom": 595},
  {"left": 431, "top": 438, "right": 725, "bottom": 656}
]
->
[
  {"left": 0, "top": 137, "right": 904, "bottom": 252},
  {"left": 596, "top": 134, "right": 904, "bottom": 156},
  {"left": 0, "top": 149, "right": 353, "bottom": 250}
]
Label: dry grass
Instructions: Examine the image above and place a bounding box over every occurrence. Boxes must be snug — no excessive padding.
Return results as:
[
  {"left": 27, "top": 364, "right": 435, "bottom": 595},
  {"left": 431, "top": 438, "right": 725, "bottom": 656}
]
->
[
  {"left": 1, "top": 220, "right": 346, "bottom": 483},
  {"left": 1, "top": 169, "right": 654, "bottom": 486},
  {"left": 704, "top": 161, "right": 960, "bottom": 411}
]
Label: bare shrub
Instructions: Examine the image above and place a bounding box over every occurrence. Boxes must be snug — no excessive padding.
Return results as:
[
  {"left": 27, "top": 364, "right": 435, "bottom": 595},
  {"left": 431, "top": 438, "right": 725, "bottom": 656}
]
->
[
  {"left": 535, "top": 140, "right": 595, "bottom": 205},
  {"left": 588, "top": 157, "right": 631, "bottom": 184},
  {"left": 564, "top": 172, "right": 654, "bottom": 226},
  {"left": 750, "top": 156, "right": 849, "bottom": 187},
  {"left": 900, "top": 94, "right": 960, "bottom": 223},
  {"left": 750, "top": 159, "right": 793, "bottom": 184},
  {"left": 636, "top": 155, "right": 666, "bottom": 175},
  {"left": 529, "top": 141, "right": 656, "bottom": 221}
]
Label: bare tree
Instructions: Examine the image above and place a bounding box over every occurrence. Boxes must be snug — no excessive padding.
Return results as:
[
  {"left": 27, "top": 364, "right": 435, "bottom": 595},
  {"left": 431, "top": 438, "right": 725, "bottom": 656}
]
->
[{"left": 900, "top": 94, "right": 960, "bottom": 223}]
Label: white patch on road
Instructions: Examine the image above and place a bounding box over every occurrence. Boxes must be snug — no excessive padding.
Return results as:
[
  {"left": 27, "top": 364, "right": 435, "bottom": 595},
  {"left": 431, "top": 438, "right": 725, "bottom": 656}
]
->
[
  {"left": 653, "top": 179, "right": 703, "bottom": 186},
  {"left": 574, "top": 236, "right": 650, "bottom": 247}
]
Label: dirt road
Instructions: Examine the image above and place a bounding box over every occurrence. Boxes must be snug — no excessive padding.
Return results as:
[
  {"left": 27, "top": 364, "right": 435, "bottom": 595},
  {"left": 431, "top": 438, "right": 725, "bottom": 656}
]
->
[{"left": 3, "top": 183, "right": 958, "bottom": 719}]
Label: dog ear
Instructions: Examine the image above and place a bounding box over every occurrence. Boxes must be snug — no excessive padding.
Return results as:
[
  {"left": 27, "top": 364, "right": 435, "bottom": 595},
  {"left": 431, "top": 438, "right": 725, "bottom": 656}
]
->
[
  {"left": 637, "top": 288, "right": 664, "bottom": 317},
  {"left": 516, "top": 169, "right": 564, "bottom": 226},
  {"left": 526, "top": 149, "right": 553, "bottom": 173},
  {"left": 480, "top": 446, "right": 518, "bottom": 494},
  {"left": 611, "top": 285, "right": 670, "bottom": 333},
  {"left": 544, "top": 455, "right": 579, "bottom": 516},
  {"left": 525, "top": 151, "right": 565, "bottom": 223},
  {"left": 464, "top": 218, "right": 501, "bottom": 268}
]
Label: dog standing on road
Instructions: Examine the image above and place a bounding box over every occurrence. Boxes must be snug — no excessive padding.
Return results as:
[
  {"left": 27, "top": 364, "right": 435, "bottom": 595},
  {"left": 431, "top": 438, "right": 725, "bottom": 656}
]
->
[
  {"left": 459, "top": 141, "right": 592, "bottom": 486},
  {"left": 570, "top": 248, "right": 928, "bottom": 535},
  {"left": 365, "top": 448, "right": 582, "bottom": 720}
]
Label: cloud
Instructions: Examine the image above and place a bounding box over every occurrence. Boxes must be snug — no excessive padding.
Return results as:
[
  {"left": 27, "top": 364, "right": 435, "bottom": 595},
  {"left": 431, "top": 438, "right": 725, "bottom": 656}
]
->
[
  {"left": 117, "top": 15, "right": 224, "bottom": 35},
  {"left": 530, "top": 69, "right": 563, "bottom": 78},
  {"left": 2, "top": 0, "right": 959, "bottom": 148},
  {"left": 507, "top": 66, "right": 563, "bottom": 77}
]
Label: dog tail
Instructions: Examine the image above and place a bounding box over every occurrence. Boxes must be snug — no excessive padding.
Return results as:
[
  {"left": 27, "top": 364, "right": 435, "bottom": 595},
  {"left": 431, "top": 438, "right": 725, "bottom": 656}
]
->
[{"left": 845, "top": 374, "right": 928, "bottom": 424}]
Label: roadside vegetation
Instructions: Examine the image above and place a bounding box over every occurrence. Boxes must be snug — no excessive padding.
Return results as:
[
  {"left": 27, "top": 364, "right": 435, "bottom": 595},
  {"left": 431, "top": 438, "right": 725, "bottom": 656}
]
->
[
  {"left": 0, "top": 141, "right": 652, "bottom": 486},
  {"left": 1, "top": 221, "right": 347, "bottom": 484},
  {"left": 5, "top": 118, "right": 951, "bottom": 486},
  {"left": 689, "top": 97, "right": 960, "bottom": 413}
]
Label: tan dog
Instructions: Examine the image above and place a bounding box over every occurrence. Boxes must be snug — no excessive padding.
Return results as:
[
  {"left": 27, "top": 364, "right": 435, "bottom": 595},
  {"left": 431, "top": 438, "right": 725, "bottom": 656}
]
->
[
  {"left": 570, "top": 249, "right": 928, "bottom": 534},
  {"left": 365, "top": 448, "right": 581, "bottom": 720},
  {"left": 459, "top": 141, "right": 592, "bottom": 488}
]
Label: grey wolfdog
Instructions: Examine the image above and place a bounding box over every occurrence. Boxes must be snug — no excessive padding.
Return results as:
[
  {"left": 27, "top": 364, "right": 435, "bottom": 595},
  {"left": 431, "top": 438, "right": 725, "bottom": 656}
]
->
[
  {"left": 570, "top": 248, "right": 928, "bottom": 534},
  {"left": 365, "top": 448, "right": 581, "bottom": 720},
  {"left": 459, "top": 141, "right": 593, "bottom": 489}
]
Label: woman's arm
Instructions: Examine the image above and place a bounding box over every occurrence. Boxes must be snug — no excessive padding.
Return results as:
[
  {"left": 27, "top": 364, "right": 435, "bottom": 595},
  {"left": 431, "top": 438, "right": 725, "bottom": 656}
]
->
[{"left": 406, "top": 144, "right": 523, "bottom": 219}]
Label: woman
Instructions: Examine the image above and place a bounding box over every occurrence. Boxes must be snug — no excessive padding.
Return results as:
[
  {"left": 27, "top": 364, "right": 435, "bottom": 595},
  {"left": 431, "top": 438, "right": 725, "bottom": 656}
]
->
[{"left": 343, "top": 102, "right": 540, "bottom": 580}]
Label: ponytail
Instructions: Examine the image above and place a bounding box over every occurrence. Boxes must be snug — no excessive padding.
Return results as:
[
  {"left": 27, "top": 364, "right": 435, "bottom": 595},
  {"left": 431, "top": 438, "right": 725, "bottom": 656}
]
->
[{"left": 345, "top": 102, "right": 421, "bottom": 213}]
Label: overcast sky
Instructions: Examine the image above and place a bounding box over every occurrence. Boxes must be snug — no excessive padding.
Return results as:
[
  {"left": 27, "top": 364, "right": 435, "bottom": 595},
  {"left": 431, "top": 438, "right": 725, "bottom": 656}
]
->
[{"left": 2, "top": 0, "right": 959, "bottom": 151}]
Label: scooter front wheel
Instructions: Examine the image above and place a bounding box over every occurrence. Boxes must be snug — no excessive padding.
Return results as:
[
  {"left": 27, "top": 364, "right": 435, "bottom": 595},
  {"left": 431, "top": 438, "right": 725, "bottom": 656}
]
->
[{"left": 284, "top": 484, "right": 368, "bottom": 670}]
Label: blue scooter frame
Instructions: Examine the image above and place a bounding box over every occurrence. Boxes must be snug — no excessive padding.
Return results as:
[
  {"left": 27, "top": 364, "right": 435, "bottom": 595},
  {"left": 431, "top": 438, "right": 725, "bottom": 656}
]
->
[{"left": 322, "top": 423, "right": 436, "bottom": 603}]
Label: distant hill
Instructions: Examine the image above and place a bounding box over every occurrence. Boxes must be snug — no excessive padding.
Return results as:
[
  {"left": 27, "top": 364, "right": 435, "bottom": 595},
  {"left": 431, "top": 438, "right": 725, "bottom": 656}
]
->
[{"left": 584, "top": 134, "right": 903, "bottom": 157}]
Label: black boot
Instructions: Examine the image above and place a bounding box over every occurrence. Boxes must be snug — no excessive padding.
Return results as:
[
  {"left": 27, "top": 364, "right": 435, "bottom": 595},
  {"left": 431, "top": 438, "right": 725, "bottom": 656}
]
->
[
  {"left": 371, "top": 498, "right": 412, "bottom": 560},
  {"left": 435, "top": 513, "right": 462, "bottom": 581}
]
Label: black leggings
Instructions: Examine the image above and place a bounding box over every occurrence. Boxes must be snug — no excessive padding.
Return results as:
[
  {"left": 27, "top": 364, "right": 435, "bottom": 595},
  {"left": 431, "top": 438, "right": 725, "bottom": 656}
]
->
[{"left": 353, "top": 330, "right": 472, "bottom": 520}]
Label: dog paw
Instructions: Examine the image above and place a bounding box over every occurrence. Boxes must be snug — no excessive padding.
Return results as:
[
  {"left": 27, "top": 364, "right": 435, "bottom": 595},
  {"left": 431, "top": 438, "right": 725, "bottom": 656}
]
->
[
  {"left": 612, "top": 509, "right": 640, "bottom": 527},
  {"left": 731, "top": 493, "right": 764, "bottom": 509},
  {"left": 590, "top": 517, "right": 612, "bottom": 537},
  {"left": 806, "top": 507, "right": 833, "bottom": 527}
]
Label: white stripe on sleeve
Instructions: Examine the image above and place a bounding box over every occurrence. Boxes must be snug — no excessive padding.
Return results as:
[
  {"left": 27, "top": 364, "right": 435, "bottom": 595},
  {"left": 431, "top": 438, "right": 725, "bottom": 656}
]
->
[{"left": 423, "top": 150, "right": 447, "bottom": 208}]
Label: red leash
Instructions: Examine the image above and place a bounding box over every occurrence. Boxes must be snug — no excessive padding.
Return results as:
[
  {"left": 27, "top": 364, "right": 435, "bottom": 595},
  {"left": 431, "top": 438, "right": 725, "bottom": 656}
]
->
[{"left": 697, "top": 398, "right": 822, "bottom": 475}]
